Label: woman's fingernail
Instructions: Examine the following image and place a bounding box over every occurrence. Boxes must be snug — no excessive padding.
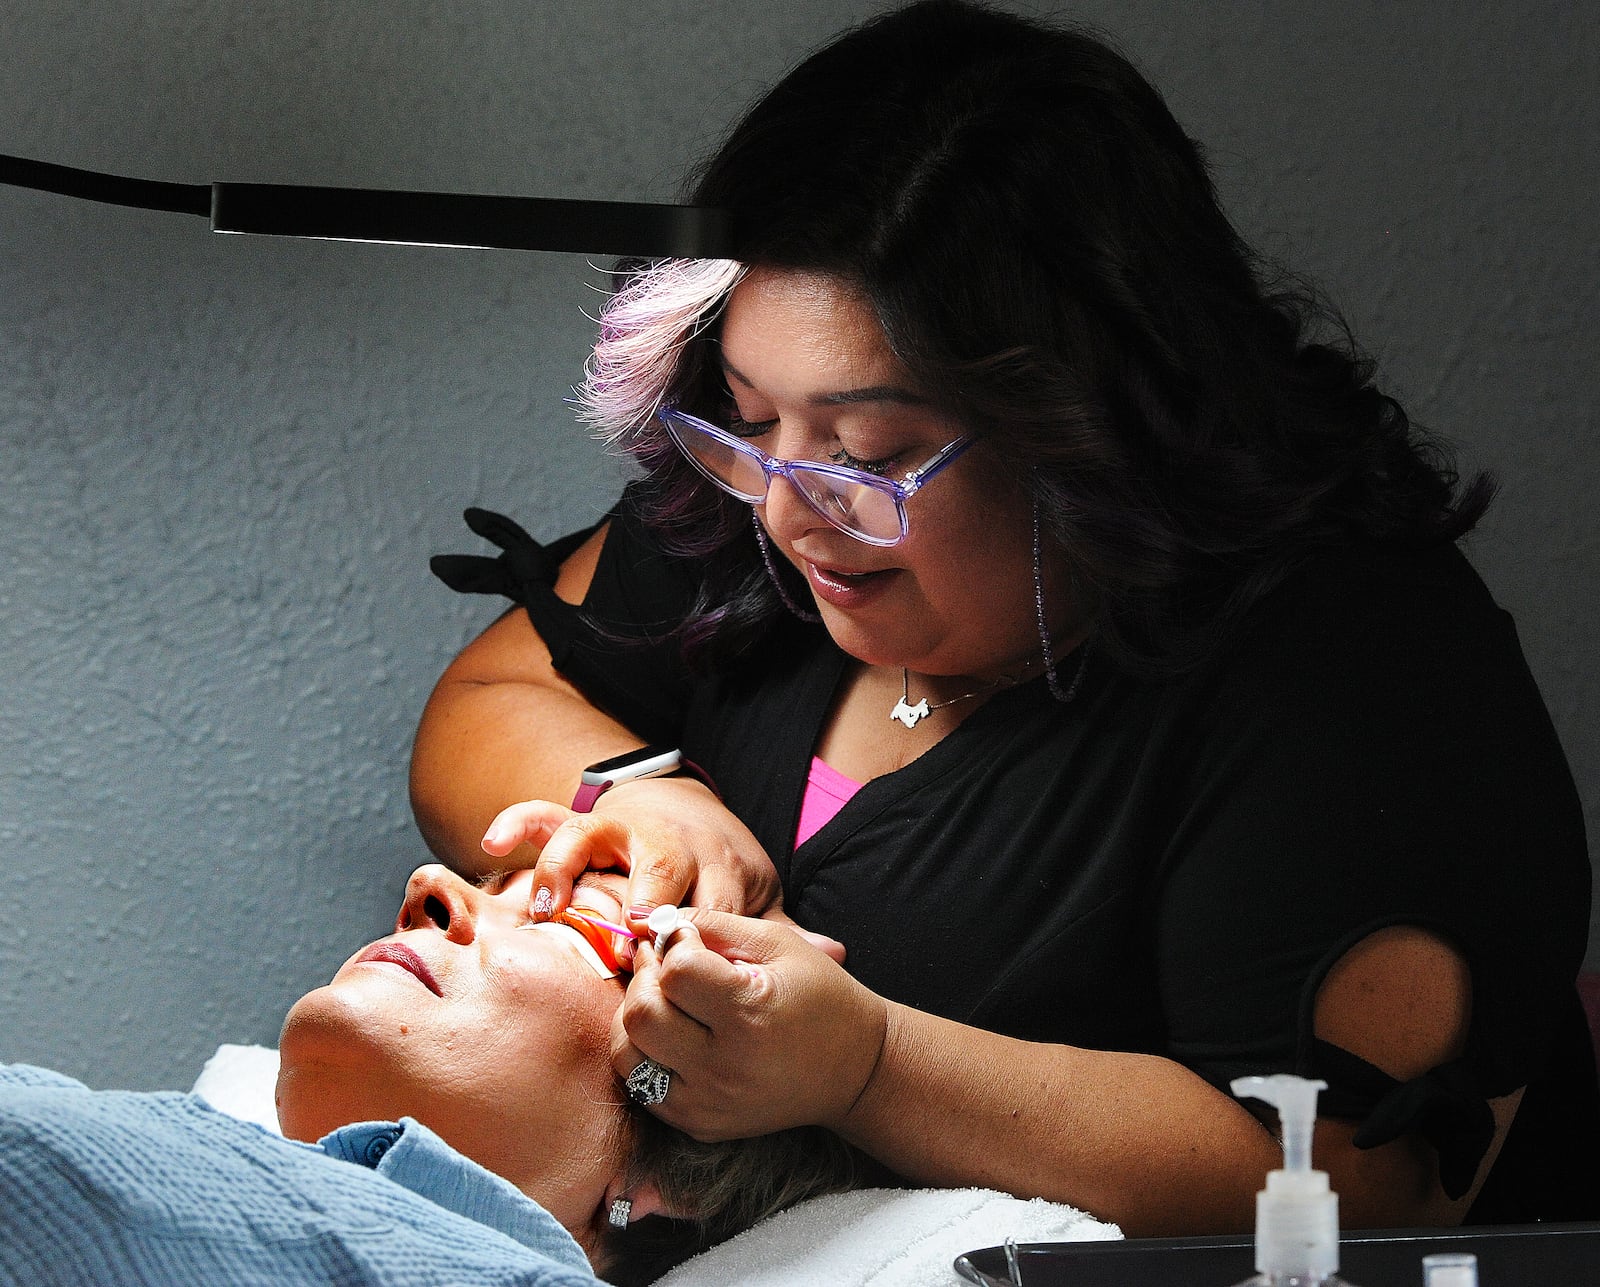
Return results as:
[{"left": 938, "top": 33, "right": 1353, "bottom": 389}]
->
[
  {"left": 532, "top": 887, "right": 555, "bottom": 917},
  {"left": 482, "top": 823, "right": 505, "bottom": 849},
  {"left": 627, "top": 904, "right": 655, "bottom": 923}
]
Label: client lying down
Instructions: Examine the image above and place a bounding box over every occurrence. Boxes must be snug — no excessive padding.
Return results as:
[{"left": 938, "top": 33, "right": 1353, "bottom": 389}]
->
[{"left": 0, "top": 864, "right": 855, "bottom": 1286}]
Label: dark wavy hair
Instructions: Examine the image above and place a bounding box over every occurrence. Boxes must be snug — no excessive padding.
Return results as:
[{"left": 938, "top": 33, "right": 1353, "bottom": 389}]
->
[{"left": 581, "top": 0, "right": 1491, "bottom": 677}]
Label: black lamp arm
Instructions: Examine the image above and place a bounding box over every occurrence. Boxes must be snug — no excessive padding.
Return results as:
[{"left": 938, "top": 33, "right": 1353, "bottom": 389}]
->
[{"left": 0, "top": 152, "right": 735, "bottom": 258}]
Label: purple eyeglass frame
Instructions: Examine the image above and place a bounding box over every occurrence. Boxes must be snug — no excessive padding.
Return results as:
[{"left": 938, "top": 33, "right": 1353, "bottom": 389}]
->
[{"left": 656, "top": 405, "right": 972, "bottom": 547}]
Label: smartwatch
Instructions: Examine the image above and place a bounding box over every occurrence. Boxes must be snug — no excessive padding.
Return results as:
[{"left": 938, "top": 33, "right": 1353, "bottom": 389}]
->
[{"left": 570, "top": 745, "right": 715, "bottom": 813}]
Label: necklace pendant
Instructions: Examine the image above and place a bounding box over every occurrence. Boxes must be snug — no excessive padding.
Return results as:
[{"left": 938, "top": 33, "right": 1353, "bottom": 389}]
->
[{"left": 890, "top": 696, "right": 931, "bottom": 729}]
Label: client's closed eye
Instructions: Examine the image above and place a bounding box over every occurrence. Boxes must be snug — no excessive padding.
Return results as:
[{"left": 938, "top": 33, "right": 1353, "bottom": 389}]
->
[{"left": 523, "top": 917, "right": 624, "bottom": 979}]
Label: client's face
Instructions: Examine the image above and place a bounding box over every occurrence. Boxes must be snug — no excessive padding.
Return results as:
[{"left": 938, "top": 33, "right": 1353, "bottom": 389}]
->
[{"left": 277, "top": 864, "right": 633, "bottom": 1236}]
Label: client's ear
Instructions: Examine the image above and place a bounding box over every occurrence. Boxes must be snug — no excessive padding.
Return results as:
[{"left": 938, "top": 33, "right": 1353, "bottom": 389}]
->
[{"left": 601, "top": 1173, "right": 684, "bottom": 1227}]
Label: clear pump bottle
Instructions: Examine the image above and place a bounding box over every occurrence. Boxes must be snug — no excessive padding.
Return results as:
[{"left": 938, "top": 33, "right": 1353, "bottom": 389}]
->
[
  {"left": 1421, "top": 1252, "right": 1478, "bottom": 1286},
  {"left": 1228, "top": 1074, "right": 1360, "bottom": 1287}
]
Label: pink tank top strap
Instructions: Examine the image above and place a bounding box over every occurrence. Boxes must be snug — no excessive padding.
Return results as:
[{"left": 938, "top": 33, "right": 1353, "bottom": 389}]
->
[{"left": 795, "top": 755, "right": 864, "bottom": 849}]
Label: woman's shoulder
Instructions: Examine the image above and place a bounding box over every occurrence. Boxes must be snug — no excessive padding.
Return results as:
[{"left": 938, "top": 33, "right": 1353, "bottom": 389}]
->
[
  {"left": 431, "top": 482, "right": 707, "bottom": 629},
  {"left": 1264, "top": 537, "right": 1500, "bottom": 632},
  {"left": 1212, "top": 539, "right": 1526, "bottom": 708},
  {"left": 585, "top": 481, "right": 706, "bottom": 625},
  {"left": 1165, "top": 535, "right": 1586, "bottom": 919}
]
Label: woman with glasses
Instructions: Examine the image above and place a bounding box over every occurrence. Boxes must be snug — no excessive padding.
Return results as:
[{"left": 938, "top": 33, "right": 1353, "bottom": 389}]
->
[{"left": 411, "top": 0, "right": 1596, "bottom": 1236}]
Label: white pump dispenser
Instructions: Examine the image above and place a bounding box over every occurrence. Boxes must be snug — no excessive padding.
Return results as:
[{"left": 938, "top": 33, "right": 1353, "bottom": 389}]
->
[
  {"left": 1421, "top": 1252, "right": 1478, "bottom": 1287},
  {"left": 1228, "top": 1074, "right": 1357, "bottom": 1287}
]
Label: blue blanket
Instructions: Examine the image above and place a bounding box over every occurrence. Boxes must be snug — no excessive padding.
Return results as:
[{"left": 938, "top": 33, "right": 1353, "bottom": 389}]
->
[{"left": 0, "top": 1064, "right": 598, "bottom": 1286}]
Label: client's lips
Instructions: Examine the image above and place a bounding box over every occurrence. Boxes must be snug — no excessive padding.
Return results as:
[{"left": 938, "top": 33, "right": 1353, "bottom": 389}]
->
[{"left": 356, "top": 942, "right": 443, "bottom": 996}]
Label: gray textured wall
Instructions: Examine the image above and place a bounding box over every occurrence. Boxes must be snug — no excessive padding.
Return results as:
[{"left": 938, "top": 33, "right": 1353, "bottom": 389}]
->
[{"left": 2, "top": 2, "right": 1595, "bottom": 1092}]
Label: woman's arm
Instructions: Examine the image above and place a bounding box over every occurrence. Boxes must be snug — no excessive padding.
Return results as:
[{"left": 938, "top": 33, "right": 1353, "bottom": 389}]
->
[
  {"left": 409, "top": 523, "right": 783, "bottom": 914},
  {"left": 843, "top": 926, "right": 1516, "bottom": 1233},
  {"left": 410, "top": 523, "right": 634, "bottom": 878},
  {"left": 616, "top": 914, "right": 1516, "bottom": 1236}
]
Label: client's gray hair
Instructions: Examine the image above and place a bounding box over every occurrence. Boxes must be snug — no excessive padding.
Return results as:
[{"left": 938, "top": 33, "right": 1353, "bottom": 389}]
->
[{"left": 604, "top": 1107, "right": 860, "bottom": 1285}]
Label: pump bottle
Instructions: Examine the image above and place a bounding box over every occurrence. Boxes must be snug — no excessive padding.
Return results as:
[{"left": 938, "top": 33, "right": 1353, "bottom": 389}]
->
[
  {"left": 1421, "top": 1252, "right": 1478, "bottom": 1286},
  {"left": 1228, "top": 1074, "right": 1360, "bottom": 1287}
]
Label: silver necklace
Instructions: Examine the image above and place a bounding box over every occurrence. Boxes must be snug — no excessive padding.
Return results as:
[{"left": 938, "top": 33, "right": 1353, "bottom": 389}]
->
[
  {"left": 889, "top": 662, "right": 1039, "bottom": 729},
  {"left": 888, "top": 500, "right": 1092, "bottom": 728},
  {"left": 888, "top": 645, "right": 1089, "bottom": 728}
]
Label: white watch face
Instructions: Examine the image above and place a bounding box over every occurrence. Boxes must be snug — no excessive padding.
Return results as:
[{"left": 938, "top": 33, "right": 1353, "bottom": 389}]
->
[{"left": 580, "top": 745, "right": 681, "bottom": 786}]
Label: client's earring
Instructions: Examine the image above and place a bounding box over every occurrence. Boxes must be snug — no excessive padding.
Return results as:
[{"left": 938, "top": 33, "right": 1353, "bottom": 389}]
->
[{"left": 609, "top": 1197, "right": 632, "bottom": 1229}]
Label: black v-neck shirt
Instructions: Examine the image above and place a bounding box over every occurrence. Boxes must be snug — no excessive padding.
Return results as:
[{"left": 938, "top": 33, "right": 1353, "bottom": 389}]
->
[{"left": 438, "top": 489, "right": 1597, "bottom": 1221}]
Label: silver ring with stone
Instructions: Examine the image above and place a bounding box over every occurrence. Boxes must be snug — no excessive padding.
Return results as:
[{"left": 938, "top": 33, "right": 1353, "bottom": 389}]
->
[{"left": 625, "top": 1057, "right": 672, "bottom": 1107}]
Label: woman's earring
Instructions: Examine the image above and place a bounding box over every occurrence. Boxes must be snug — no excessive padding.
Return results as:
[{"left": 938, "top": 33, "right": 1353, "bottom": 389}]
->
[{"left": 609, "top": 1197, "right": 632, "bottom": 1229}]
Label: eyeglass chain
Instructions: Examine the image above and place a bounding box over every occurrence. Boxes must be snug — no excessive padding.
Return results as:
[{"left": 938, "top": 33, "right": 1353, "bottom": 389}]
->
[
  {"left": 891, "top": 503, "right": 1087, "bottom": 727},
  {"left": 1031, "top": 499, "right": 1089, "bottom": 706},
  {"left": 751, "top": 505, "right": 1089, "bottom": 729},
  {"left": 752, "top": 514, "right": 823, "bottom": 623}
]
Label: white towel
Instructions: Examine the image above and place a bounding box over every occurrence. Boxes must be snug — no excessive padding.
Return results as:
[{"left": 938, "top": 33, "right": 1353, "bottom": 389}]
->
[
  {"left": 191, "top": 1042, "right": 282, "bottom": 1133},
  {"left": 650, "top": 1185, "right": 1121, "bottom": 1286},
  {"left": 189, "top": 1046, "right": 1124, "bottom": 1284}
]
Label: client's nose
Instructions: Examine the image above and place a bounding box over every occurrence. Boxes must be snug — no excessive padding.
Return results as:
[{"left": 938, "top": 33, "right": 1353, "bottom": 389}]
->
[{"left": 396, "top": 864, "right": 478, "bottom": 945}]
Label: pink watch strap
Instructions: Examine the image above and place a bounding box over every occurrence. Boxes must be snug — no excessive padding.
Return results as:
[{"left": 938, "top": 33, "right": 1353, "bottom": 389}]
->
[
  {"left": 570, "top": 780, "right": 609, "bottom": 813},
  {"left": 569, "top": 756, "right": 717, "bottom": 814}
]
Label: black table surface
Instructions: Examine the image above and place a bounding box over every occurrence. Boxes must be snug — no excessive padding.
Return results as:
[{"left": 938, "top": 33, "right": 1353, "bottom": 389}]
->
[{"left": 956, "top": 1221, "right": 1600, "bottom": 1286}]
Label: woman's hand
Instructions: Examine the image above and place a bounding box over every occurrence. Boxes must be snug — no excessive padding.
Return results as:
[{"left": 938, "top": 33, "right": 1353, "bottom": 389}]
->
[
  {"left": 610, "top": 910, "right": 888, "bottom": 1141},
  {"left": 481, "top": 777, "right": 784, "bottom": 932}
]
